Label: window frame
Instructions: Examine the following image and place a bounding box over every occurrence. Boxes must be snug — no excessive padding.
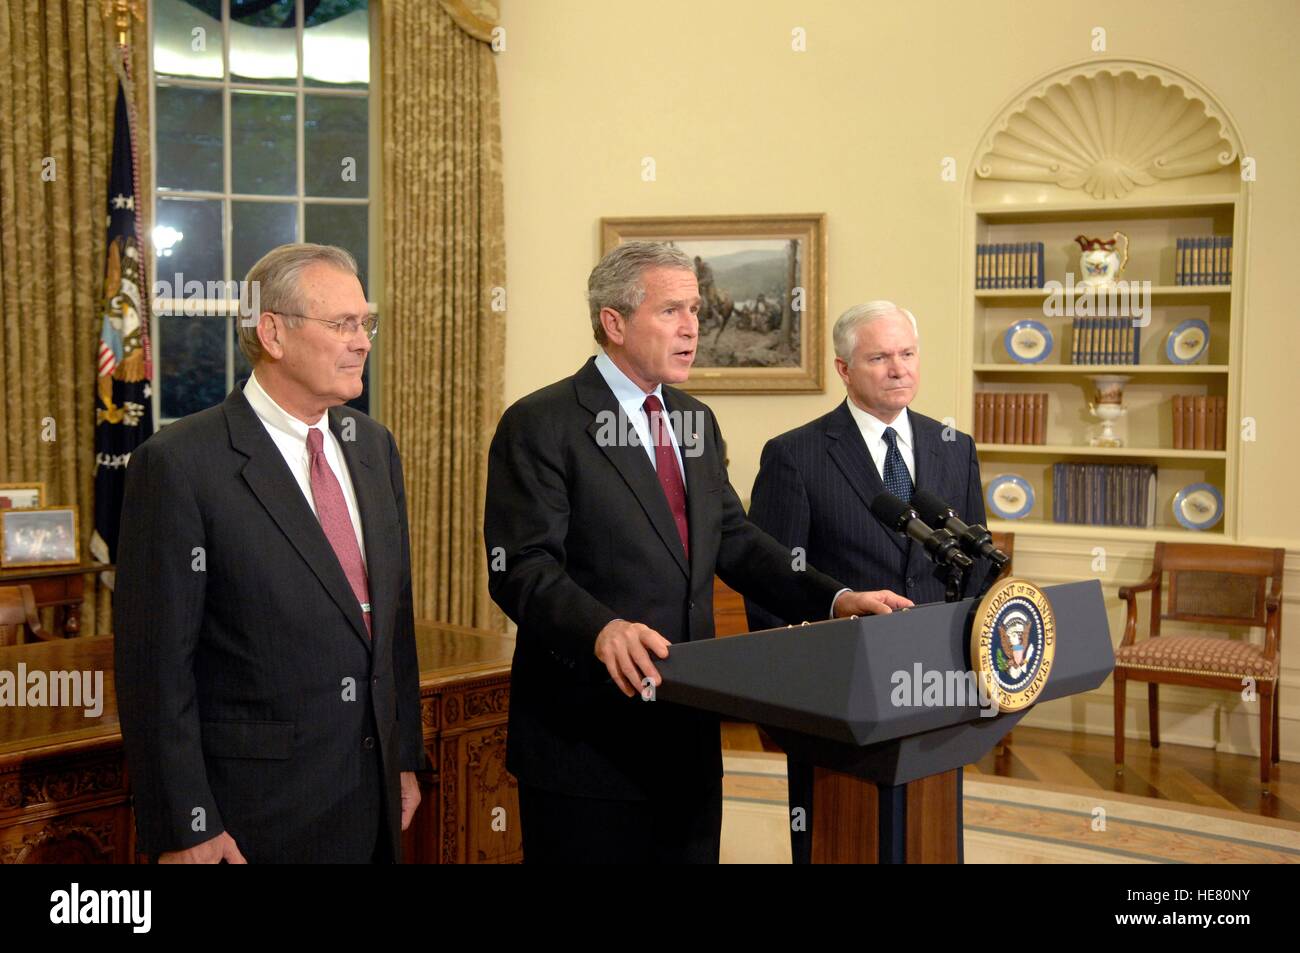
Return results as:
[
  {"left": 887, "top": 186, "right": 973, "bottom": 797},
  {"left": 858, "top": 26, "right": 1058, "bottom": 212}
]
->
[{"left": 147, "top": 0, "right": 381, "bottom": 427}]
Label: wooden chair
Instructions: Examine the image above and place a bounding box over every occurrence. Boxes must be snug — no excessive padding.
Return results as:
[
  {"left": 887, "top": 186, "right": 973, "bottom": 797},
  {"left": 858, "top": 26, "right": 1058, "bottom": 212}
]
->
[
  {"left": 1114, "top": 542, "right": 1284, "bottom": 788},
  {"left": 0, "top": 584, "right": 54, "bottom": 646}
]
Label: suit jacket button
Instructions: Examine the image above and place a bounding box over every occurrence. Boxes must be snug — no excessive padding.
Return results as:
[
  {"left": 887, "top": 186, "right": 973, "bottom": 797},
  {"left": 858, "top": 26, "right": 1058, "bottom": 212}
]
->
[
  {"left": 363, "top": 737, "right": 376, "bottom": 750},
  {"left": 372, "top": 676, "right": 379, "bottom": 686},
  {"left": 906, "top": 577, "right": 915, "bottom": 588}
]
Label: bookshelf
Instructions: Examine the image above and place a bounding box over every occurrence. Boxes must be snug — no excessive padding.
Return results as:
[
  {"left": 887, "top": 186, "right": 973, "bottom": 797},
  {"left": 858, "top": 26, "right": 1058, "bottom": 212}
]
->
[{"left": 962, "top": 60, "right": 1249, "bottom": 540}]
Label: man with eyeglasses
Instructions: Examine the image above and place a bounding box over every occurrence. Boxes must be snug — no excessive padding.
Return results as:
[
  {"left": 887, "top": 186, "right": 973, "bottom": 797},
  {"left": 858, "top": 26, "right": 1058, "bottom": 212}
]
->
[{"left": 115, "top": 242, "right": 424, "bottom": 863}]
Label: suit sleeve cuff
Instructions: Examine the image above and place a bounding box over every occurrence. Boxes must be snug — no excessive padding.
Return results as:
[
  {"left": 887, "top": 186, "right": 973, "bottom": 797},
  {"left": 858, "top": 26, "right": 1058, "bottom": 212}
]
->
[{"left": 829, "top": 588, "right": 852, "bottom": 619}]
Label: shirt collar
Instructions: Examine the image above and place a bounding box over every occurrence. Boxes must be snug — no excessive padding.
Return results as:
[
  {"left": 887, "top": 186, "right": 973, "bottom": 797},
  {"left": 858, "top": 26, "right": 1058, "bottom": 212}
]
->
[
  {"left": 594, "top": 349, "right": 666, "bottom": 412},
  {"left": 845, "top": 399, "right": 912, "bottom": 450},
  {"left": 244, "top": 369, "right": 330, "bottom": 446}
]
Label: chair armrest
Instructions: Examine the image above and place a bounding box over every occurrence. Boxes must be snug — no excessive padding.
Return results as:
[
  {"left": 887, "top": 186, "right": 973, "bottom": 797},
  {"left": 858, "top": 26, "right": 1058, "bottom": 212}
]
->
[
  {"left": 1116, "top": 570, "right": 1159, "bottom": 649},
  {"left": 1264, "top": 594, "right": 1282, "bottom": 660}
]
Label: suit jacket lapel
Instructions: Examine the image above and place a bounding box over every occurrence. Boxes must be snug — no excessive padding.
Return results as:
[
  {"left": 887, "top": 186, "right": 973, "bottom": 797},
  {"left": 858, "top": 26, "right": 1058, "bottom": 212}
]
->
[
  {"left": 575, "top": 359, "right": 690, "bottom": 579},
  {"left": 824, "top": 401, "right": 906, "bottom": 556},
  {"left": 909, "top": 411, "right": 943, "bottom": 496},
  {"left": 224, "top": 387, "right": 372, "bottom": 651}
]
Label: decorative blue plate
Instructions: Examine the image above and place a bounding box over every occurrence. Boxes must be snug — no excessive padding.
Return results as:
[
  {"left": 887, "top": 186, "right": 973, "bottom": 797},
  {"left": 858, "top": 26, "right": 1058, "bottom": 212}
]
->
[
  {"left": 986, "top": 474, "right": 1035, "bottom": 520},
  {"left": 1166, "top": 318, "right": 1210, "bottom": 364},
  {"left": 1004, "top": 319, "right": 1053, "bottom": 364},
  {"left": 1172, "top": 482, "right": 1223, "bottom": 531}
]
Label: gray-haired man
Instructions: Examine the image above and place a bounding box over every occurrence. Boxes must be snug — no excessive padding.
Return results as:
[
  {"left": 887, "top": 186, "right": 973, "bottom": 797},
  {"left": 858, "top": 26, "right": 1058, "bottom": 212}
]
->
[
  {"left": 115, "top": 243, "right": 424, "bottom": 863},
  {"left": 484, "top": 243, "right": 911, "bottom": 863}
]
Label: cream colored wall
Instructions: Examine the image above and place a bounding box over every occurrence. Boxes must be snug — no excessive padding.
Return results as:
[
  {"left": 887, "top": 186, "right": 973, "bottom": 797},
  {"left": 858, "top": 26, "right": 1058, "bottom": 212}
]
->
[{"left": 495, "top": 0, "right": 1300, "bottom": 757}]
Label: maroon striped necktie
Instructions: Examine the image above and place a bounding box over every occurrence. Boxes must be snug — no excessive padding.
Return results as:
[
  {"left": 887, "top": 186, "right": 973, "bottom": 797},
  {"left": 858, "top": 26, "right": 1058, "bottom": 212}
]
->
[
  {"left": 306, "top": 428, "right": 372, "bottom": 637},
  {"left": 642, "top": 394, "right": 689, "bottom": 558}
]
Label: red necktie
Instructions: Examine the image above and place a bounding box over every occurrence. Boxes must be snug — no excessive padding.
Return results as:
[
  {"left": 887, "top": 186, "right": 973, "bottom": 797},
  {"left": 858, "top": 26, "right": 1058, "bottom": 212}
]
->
[
  {"left": 643, "top": 394, "right": 689, "bottom": 558},
  {"left": 307, "top": 428, "right": 372, "bottom": 637}
]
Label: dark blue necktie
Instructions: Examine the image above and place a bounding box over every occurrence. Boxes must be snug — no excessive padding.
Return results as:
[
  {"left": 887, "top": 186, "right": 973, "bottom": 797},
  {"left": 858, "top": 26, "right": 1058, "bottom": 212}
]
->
[{"left": 881, "top": 427, "right": 913, "bottom": 504}]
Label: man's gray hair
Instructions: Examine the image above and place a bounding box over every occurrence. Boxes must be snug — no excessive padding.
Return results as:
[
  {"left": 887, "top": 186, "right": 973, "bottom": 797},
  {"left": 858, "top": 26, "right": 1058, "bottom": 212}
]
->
[
  {"left": 587, "top": 241, "right": 695, "bottom": 345},
  {"left": 833, "top": 300, "right": 920, "bottom": 363},
  {"left": 238, "top": 243, "right": 359, "bottom": 364}
]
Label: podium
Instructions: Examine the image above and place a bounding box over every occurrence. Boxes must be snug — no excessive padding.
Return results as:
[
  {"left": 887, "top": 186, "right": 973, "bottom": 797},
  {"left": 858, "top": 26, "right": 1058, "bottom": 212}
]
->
[{"left": 655, "top": 580, "right": 1114, "bottom": 863}]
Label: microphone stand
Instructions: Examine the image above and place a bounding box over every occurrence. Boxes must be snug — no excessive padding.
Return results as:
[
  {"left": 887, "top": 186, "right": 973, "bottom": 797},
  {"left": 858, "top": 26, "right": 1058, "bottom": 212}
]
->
[{"left": 944, "top": 560, "right": 968, "bottom": 604}]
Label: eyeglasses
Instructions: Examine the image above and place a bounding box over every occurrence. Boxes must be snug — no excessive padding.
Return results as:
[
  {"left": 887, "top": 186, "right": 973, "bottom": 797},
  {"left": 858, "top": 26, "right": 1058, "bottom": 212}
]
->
[{"left": 273, "top": 311, "right": 379, "bottom": 340}]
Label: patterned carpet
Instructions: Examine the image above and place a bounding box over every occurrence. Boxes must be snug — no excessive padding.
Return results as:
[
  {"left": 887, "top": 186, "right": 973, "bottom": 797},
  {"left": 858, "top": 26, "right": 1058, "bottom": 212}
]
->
[{"left": 721, "top": 752, "right": 1300, "bottom": 864}]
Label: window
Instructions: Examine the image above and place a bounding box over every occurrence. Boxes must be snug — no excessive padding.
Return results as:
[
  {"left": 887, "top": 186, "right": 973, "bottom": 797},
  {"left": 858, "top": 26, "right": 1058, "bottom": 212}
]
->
[{"left": 149, "top": 0, "right": 376, "bottom": 424}]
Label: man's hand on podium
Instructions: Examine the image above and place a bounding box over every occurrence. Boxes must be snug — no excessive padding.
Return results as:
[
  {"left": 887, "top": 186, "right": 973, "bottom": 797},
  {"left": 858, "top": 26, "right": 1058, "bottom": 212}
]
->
[
  {"left": 157, "top": 830, "right": 247, "bottom": 864},
  {"left": 832, "top": 590, "right": 914, "bottom": 618},
  {"left": 595, "top": 619, "right": 672, "bottom": 698}
]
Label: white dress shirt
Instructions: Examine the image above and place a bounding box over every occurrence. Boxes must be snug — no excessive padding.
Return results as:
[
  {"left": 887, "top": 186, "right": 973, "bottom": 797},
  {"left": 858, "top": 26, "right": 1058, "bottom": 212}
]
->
[
  {"left": 845, "top": 400, "right": 915, "bottom": 485},
  {"left": 243, "top": 370, "right": 368, "bottom": 569},
  {"left": 593, "top": 349, "right": 686, "bottom": 483}
]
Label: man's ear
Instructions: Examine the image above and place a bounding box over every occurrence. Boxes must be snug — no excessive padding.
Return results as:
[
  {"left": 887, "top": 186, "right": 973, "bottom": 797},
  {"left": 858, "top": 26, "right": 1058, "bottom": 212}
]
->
[
  {"left": 256, "top": 312, "right": 284, "bottom": 360},
  {"left": 834, "top": 356, "right": 851, "bottom": 384},
  {"left": 599, "top": 307, "right": 626, "bottom": 347}
]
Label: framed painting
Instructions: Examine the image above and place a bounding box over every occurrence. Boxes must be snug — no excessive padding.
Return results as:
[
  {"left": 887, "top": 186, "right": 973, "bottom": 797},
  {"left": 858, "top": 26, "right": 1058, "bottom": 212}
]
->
[{"left": 600, "top": 214, "right": 826, "bottom": 393}]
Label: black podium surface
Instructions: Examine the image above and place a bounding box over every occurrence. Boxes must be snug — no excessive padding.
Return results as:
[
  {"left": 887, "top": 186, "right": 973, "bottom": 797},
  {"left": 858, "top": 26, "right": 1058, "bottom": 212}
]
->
[{"left": 656, "top": 579, "right": 1113, "bottom": 786}]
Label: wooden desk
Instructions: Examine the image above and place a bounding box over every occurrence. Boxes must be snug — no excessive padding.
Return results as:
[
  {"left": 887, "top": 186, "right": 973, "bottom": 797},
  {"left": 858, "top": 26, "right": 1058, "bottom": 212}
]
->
[
  {"left": 0, "top": 562, "right": 111, "bottom": 637},
  {"left": 0, "top": 623, "right": 517, "bottom": 863}
]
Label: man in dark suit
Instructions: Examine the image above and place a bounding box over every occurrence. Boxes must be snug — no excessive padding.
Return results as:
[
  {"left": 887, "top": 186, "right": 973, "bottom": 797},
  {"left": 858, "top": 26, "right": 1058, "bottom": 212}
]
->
[
  {"left": 114, "top": 243, "right": 424, "bottom": 863},
  {"left": 744, "top": 299, "right": 991, "bottom": 862},
  {"left": 485, "top": 243, "right": 911, "bottom": 863}
]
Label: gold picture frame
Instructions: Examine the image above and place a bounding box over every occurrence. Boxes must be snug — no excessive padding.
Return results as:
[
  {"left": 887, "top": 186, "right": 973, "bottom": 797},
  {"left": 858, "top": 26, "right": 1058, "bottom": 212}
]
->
[
  {"left": 0, "top": 482, "right": 46, "bottom": 510},
  {"left": 600, "top": 214, "right": 826, "bottom": 393},
  {"left": 0, "top": 505, "right": 80, "bottom": 569}
]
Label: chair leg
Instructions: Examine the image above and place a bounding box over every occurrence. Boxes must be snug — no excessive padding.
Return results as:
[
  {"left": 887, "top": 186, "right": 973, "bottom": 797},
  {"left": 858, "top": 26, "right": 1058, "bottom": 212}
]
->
[
  {"left": 1274, "top": 682, "right": 1281, "bottom": 765},
  {"left": 1148, "top": 684, "right": 1160, "bottom": 749},
  {"left": 1260, "top": 684, "right": 1274, "bottom": 790},
  {"left": 1113, "top": 673, "right": 1126, "bottom": 770}
]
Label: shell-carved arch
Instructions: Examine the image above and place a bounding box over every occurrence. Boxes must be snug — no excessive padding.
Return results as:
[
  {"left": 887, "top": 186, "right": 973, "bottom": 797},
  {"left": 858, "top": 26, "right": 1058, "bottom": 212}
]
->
[{"left": 972, "top": 58, "right": 1245, "bottom": 200}]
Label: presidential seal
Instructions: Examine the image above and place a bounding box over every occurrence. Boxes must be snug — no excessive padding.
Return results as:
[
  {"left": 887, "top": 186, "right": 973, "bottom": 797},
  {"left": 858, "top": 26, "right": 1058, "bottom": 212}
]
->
[{"left": 970, "top": 577, "right": 1055, "bottom": 713}]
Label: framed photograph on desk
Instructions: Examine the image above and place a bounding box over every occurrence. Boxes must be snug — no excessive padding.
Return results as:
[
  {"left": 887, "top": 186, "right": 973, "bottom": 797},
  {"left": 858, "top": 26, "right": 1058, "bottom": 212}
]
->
[
  {"left": 0, "top": 482, "right": 45, "bottom": 510},
  {"left": 1, "top": 506, "right": 80, "bottom": 569}
]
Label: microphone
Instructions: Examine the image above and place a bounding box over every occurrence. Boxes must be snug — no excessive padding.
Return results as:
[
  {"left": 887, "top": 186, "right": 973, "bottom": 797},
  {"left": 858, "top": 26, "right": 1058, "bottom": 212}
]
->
[
  {"left": 911, "top": 489, "right": 1011, "bottom": 571},
  {"left": 869, "top": 492, "right": 973, "bottom": 571}
]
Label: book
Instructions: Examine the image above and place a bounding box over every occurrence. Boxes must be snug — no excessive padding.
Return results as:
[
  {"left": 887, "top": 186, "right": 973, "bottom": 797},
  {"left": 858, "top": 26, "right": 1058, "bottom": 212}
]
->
[
  {"left": 993, "top": 393, "right": 1006, "bottom": 443},
  {"left": 1010, "top": 393, "right": 1023, "bottom": 445},
  {"left": 983, "top": 391, "right": 994, "bottom": 444},
  {"left": 1034, "top": 393, "right": 1047, "bottom": 444},
  {"left": 1215, "top": 395, "right": 1226, "bottom": 450},
  {"left": 1172, "top": 395, "right": 1184, "bottom": 449},
  {"left": 1194, "top": 395, "right": 1208, "bottom": 449}
]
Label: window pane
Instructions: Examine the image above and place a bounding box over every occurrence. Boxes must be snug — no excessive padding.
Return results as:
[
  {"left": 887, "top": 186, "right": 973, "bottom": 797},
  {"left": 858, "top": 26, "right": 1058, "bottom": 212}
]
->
[
  {"left": 305, "top": 0, "right": 370, "bottom": 89},
  {"left": 230, "top": 0, "right": 297, "bottom": 85},
  {"left": 160, "top": 316, "right": 227, "bottom": 419},
  {"left": 305, "top": 204, "right": 368, "bottom": 295},
  {"left": 154, "top": 197, "right": 223, "bottom": 289},
  {"left": 232, "top": 91, "right": 297, "bottom": 196},
  {"left": 305, "top": 95, "right": 368, "bottom": 198},
  {"left": 232, "top": 201, "right": 297, "bottom": 279},
  {"left": 153, "top": 0, "right": 223, "bottom": 80},
  {"left": 155, "top": 85, "right": 223, "bottom": 193}
]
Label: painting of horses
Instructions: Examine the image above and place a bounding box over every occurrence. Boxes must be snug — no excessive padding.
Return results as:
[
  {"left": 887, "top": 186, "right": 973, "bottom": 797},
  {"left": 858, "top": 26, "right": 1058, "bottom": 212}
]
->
[{"left": 600, "top": 214, "right": 825, "bottom": 392}]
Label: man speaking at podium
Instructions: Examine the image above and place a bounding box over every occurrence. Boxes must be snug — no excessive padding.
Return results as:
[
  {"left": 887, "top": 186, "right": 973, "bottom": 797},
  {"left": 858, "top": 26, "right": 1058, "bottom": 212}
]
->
[
  {"left": 485, "top": 244, "right": 911, "bottom": 863},
  {"left": 744, "top": 299, "right": 991, "bottom": 862}
]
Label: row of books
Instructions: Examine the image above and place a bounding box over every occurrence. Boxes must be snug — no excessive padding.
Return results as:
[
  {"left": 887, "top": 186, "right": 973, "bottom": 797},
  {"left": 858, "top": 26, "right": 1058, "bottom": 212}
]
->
[
  {"left": 1174, "top": 236, "right": 1232, "bottom": 286},
  {"left": 976, "top": 242, "right": 1045, "bottom": 289},
  {"left": 1071, "top": 316, "right": 1141, "bottom": 364},
  {"left": 1052, "top": 463, "right": 1157, "bottom": 527},
  {"left": 974, "top": 393, "right": 1048, "bottom": 445},
  {"left": 1171, "top": 395, "right": 1227, "bottom": 450}
]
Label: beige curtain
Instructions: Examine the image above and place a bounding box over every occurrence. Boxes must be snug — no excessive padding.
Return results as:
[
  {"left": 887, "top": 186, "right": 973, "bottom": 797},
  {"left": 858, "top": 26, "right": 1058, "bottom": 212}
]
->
[
  {"left": 381, "top": 0, "right": 506, "bottom": 631},
  {"left": 0, "top": 2, "right": 151, "bottom": 636}
]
